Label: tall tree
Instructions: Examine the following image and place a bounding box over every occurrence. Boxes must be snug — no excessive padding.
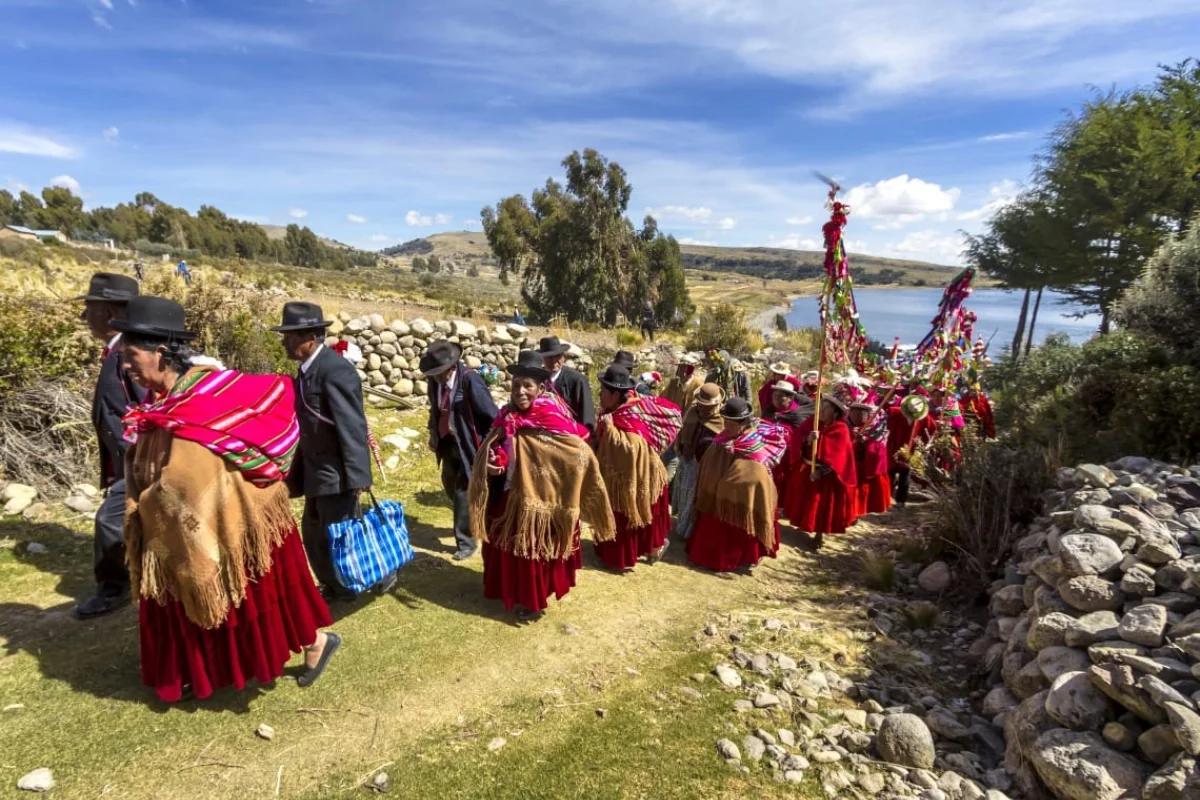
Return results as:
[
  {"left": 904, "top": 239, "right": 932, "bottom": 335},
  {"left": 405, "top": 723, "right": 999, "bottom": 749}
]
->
[{"left": 0, "top": 190, "right": 16, "bottom": 226}]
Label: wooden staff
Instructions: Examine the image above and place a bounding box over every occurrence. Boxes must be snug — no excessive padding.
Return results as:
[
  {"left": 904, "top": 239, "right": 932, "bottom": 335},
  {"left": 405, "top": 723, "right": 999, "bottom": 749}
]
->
[{"left": 810, "top": 274, "right": 833, "bottom": 474}]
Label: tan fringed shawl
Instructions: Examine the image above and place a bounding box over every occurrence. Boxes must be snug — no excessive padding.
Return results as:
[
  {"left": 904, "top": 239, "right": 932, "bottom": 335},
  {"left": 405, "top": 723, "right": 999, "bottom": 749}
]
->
[
  {"left": 124, "top": 428, "right": 296, "bottom": 629},
  {"left": 467, "top": 428, "right": 616, "bottom": 559},
  {"left": 664, "top": 369, "right": 707, "bottom": 414},
  {"left": 596, "top": 425, "right": 670, "bottom": 529},
  {"left": 694, "top": 445, "right": 779, "bottom": 550}
]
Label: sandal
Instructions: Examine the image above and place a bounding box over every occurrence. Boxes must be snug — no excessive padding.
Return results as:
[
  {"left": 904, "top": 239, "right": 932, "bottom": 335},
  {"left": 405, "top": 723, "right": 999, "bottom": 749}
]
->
[
  {"left": 298, "top": 631, "right": 342, "bottom": 688},
  {"left": 650, "top": 539, "right": 670, "bottom": 564}
]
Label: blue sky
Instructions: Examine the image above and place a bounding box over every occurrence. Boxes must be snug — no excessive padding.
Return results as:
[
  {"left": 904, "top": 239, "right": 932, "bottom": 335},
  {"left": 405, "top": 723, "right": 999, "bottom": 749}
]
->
[{"left": 2, "top": 0, "right": 1198, "bottom": 264}]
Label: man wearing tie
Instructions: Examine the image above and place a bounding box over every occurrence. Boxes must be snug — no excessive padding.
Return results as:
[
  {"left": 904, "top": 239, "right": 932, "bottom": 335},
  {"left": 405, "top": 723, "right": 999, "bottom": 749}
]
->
[
  {"left": 275, "top": 302, "right": 378, "bottom": 598},
  {"left": 421, "top": 340, "right": 498, "bottom": 560},
  {"left": 74, "top": 273, "right": 145, "bottom": 619},
  {"left": 538, "top": 336, "right": 595, "bottom": 438}
]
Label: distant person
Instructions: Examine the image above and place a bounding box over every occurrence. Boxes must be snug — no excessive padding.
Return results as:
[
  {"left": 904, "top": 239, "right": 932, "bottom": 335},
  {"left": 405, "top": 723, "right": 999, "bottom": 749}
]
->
[
  {"left": 176, "top": 259, "right": 192, "bottom": 286},
  {"left": 670, "top": 382, "right": 723, "bottom": 540},
  {"left": 73, "top": 273, "right": 145, "bottom": 619},
  {"left": 422, "top": 340, "right": 499, "bottom": 561},
  {"left": 538, "top": 336, "right": 595, "bottom": 438},
  {"left": 274, "top": 302, "right": 388, "bottom": 600},
  {"left": 887, "top": 394, "right": 935, "bottom": 509},
  {"left": 849, "top": 402, "right": 892, "bottom": 516},
  {"left": 640, "top": 302, "right": 656, "bottom": 342},
  {"left": 133, "top": 260, "right": 144, "bottom": 281},
  {"left": 512, "top": 305, "right": 525, "bottom": 326},
  {"left": 757, "top": 362, "right": 802, "bottom": 421}
]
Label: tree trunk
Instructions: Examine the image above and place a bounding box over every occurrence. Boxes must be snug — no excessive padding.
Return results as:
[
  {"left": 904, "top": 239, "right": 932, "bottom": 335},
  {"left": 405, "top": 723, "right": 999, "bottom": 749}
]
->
[
  {"left": 1011, "top": 287, "right": 1031, "bottom": 359},
  {"left": 1100, "top": 306, "right": 1110, "bottom": 335},
  {"left": 1023, "top": 286, "right": 1044, "bottom": 356}
]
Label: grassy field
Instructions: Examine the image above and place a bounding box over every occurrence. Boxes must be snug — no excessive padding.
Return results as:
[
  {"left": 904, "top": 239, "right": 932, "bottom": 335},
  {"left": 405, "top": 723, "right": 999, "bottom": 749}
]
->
[{"left": 0, "top": 401, "right": 903, "bottom": 800}]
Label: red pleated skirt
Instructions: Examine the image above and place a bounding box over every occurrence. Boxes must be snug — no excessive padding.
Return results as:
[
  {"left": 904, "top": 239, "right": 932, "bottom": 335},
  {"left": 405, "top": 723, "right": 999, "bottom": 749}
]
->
[
  {"left": 856, "top": 473, "right": 892, "bottom": 516},
  {"left": 138, "top": 530, "right": 331, "bottom": 703},
  {"left": 482, "top": 496, "right": 583, "bottom": 612},
  {"left": 594, "top": 488, "right": 671, "bottom": 570},
  {"left": 686, "top": 513, "right": 779, "bottom": 572},
  {"left": 783, "top": 467, "right": 856, "bottom": 535}
]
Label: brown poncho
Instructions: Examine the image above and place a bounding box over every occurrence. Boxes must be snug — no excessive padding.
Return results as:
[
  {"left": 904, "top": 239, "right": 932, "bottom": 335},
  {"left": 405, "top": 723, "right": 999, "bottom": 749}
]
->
[
  {"left": 596, "top": 425, "right": 670, "bottom": 529},
  {"left": 694, "top": 444, "right": 778, "bottom": 550},
  {"left": 124, "top": 427, "right": 296, "bottom": 629},
  {"left": 677, "top": 403, "right": 724, "bottom": 460},
  {"left": 664, "top": 369, "right": 707, "bottom": 414},
  {"left": 467, "top": 428, "right": 616, "bottom": 559}
]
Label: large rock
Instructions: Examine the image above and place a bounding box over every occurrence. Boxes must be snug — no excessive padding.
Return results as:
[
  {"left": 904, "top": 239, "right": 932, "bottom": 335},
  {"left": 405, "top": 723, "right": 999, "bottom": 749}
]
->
[
  {"left": 1065, "top": 611, "right": 1122, "bottom": 647},
  {"left": 450, "top": 320, "right": 477, "bottom": 338},
  {"left": 1143, "top": 752, "right": 1200, "bottom": 800},
  {"left": 388, "top": 319, "right": 410, "bottom": 335},
  {"left": 1038, "top": 646, "right": 1092, "bottom": 682},
  {"left": 982, "top": 686, "right": 1020, "bottom": 717},
  {"left": 410, "top": 318, "right": 434, "bottom": 337},
  {"left": 1164, "top": 702, "right": 1200, "bottom": 756},
  {"left": 1078, "top": 464, "right": 1119, "bottom": 488},
  {"left": 392, "top": 379, "right": 415, "bottom": 397},
  {"left": 876, "top": 713, "right": 936, "bottom": 769},
  {"left": 1121, "top": 564, "right": 1159, "bottom": 596},
  {"left": 1118, "top": 603, "right": 1168, "bottom": 647},
  {"left": 918, "top": 561, "right": 952, "bottom": 593},
  {"left": 1059, "top": 575, "right": 1125, "bottom": 612},
  {"left": 1076, "top": 504, "right": 1115, "bottom": 529},
  {"left": 1089, "top": 664, "right": 1166, "bottom": 724},
  {"left": 1045, "top": 671, "right": 1112, "bottom": 731},
  {"left": 1004, "top": 691, "right": 1054, "bottom": 776},
  {"left": 1060, "top": 534, "right": 1124, "bottom": 576},
  {"left": 1029, "top": 728, "right": 1148, "bottom": 800},
  {"left": 1139, "top": 724, "right": 1183, "bottom": 765},
  {"left": 991, "top": 585, "right": 1027, "bottom": 616},
  {"left": 1028, "top": 612, "right": 1078, "bottom": 651},
  {"left": 368, "top": 313, "right": 387, "bottom": 333}
]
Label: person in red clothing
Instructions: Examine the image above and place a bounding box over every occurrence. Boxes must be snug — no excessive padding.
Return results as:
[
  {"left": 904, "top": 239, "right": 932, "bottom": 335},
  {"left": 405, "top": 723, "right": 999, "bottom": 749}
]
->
[
  {"left": 962, "top": 387, "right": 997, "bottom": 440},
  {"left": 593, "top": 365, "right": 683, "bottom": 570},
  {"left": 467, "top": 351, "right": 616, "bottom": 619},
  {"left": 687, "top": 398, "right": 788, "bottom": 572},
  {"left": 886, "top": 394, "right": 934, "bottom": 508},
  {"left": 757, "top": 361, "right": 803, "bottom": 420},
  {"left": 767, "top": 381, "right": 813, "bottom": 495},
  {"left": 782, "top": 394, "right": 857, "bottom": 550},
  {"left": 848, "top": 402, "right": 892, "bottom": 516}
]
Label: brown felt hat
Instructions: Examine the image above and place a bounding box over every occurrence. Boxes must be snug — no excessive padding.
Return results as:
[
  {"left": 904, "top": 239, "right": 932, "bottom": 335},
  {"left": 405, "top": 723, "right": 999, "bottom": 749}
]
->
[{"left": 694, "top": 383, "right": 722, "bottom": 406}]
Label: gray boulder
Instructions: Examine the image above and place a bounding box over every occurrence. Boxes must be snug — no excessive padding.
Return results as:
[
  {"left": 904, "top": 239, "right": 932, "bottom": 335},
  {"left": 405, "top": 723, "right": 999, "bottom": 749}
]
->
[
  {"left": 1077, "top": 463, "right": 1119, "bottom": 488},
  {"left": 1058, "top": 575, "right": 1125, "bottom": 612},
  {"left": 1038, "top": 646, "right": 1092, "bottom": 682},
  {"left": 876, "top": 713, "right": 936, "bottom": 769},
  {"left": 1028, "top": 612, "right": 1078, "bottom": 651},
  {"left": 1045, "top": 671, "right": 1112, "bottom": 731},
  {"left": 1029, "top": 728, "right": 1147, "bottom": 800},
  {"left": 1059, "top": 534, "right": 1124, "bottom": 576},
  {"left": 1143, "top": 752, "right": 1200, "bottom": 800},
  {"left": 1139, "top": 724, "right": 1183, "bottom": 765},
  {"left": 1164, "top": 702, "right": 1200, "bottom": 756},
  {"left": 1089, "top": 664, "right": 1166, "bottom": 724},
  {"left": 1064, "top": 610, "right": 1122, "bottom": 647},
  {"left": 1117, "top": 603, "right": 1168, "bottom": 647}
]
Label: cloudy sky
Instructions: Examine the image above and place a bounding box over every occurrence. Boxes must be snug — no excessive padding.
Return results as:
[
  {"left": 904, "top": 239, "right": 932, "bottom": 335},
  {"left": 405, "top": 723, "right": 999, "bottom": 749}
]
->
[{"left": 2, "top": 0, "right": 1197, "bottom": 263}]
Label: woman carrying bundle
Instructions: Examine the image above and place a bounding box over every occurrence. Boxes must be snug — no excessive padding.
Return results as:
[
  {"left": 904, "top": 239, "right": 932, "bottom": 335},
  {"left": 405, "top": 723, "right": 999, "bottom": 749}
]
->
[
  {"left": 118, "top": 297, "right": 338, "bottom": 703},
  {"left": 687, "top": 398, "right": 788, "bottom": 572},
  {"left": 848, "top": 402, "right": 892, "bottom": 516},
  {"left": 593, "top": 365, "right": 683, "bottom": 570},
  {"left": 670, "top": 383, "right": 724, "bottom": 540},
  {"left": 783, "top": 394, "right": 858, "bottom": 550},
  {"left": 765, "top": 381, "right": 813, "bottom": 495}
]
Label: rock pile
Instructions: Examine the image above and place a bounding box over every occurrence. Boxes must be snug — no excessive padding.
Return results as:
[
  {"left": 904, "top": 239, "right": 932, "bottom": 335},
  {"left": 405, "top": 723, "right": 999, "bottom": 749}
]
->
[
  {"left": 972, "top": 458, "right": 1200, "bottom": 799},
  {"left": 327, "top": 313, "right": 594, "bottom": 401}
]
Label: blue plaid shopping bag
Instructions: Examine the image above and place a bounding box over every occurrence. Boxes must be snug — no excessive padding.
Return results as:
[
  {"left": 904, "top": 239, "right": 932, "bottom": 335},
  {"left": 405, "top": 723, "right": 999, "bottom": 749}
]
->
[{"left": 329, "top": 491, "right": 414, "bottom": 593}]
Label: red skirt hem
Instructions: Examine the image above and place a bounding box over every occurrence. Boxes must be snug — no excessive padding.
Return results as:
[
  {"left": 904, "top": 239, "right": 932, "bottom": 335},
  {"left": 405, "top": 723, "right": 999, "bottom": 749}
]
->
[
  {"left": 138, "top": 530, "right": 331, "bottom": 703},
  {"left": 856, "top": 473, "right": 892, "bottom": 516},
  {"left": 783, "top": 467, "right": 856, "bottom": 534},
  {"left": 482, "top": 533, "right": 582, "bottom": 613},
  {"left": 594, "top": 488, "right": 671, "bottom": 570},
  {"left": 686, "top": 513, "right": 778, "bottom": 572}
]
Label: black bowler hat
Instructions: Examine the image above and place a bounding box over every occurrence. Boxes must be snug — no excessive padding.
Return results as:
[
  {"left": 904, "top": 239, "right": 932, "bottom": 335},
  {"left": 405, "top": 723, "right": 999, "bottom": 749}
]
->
[
  {"left": 271, "top": 301, "right": 333, "bottom": 332},
  {"left": 613, "top": 350, "right": 636, "bottom": 369},
  {"left": 536, "top": 336, "right": 571, "bottom": 356},
  {"left": 720, "top": 397, "right": 753, "bottom": 421},
  {"left": 510, "top": 349, "right": 550, "bottom": 382},
  {"left": 418, "top": 340, "right": 462, "bottom": 377},
  {"left": 111, "top": 296, "right": 197, "bottom": 341},
  {"left": 74, "top": 272, "right": 138, "bottom": 303},
  {"left": 598, "top": 364, "right": 636, "bottom": 392}
]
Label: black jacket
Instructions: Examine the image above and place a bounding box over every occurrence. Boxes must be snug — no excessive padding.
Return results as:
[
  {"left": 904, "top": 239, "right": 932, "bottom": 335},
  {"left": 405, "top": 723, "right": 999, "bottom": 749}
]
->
[
  {"left": 426, "top": 363, "right": 498, "bottom": 467},
  {"left": 289, "top": 346, "right": 373, "bottom": 497},
  {"left": 549, "top": 366, "right": 595, "bottom": 437},
  {"left": 93, "top": 343, "right": 145, "bottom": 487}
]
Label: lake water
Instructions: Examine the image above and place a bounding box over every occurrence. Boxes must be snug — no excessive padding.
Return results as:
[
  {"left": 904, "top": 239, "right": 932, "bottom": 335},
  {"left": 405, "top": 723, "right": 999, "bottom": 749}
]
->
[{"left": 782, "top": 288, "right": 1101, "bottom": 350}]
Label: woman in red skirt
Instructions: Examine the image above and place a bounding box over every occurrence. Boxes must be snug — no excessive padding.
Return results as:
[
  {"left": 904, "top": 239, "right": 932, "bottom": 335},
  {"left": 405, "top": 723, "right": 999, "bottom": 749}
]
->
[
  {"left": 468, "top": 351, "right": 615, "bottom": 619},
  {"left": 782, "top": 394, "right": 858, "bottom": 550},
  {"left": 593, "top": 364, "right": 683, "bottom": 570},
  {"left": 848, "top": 402, "right": 892, "bottom": 516},
  {"left": 687, "top": 398, "right": 788, "bottom": 571},
  {"left": 118, "top": 296, "right": 338, "bottom": 703},
  {"left": 767, "top": 381, "right": 813, "bottom": 496}
]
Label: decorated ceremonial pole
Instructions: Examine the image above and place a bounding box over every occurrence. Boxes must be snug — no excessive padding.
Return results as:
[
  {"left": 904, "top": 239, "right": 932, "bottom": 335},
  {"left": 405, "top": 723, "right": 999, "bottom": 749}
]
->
[{"left": 810, "top": 173, "right": 853, "bottom": 472}]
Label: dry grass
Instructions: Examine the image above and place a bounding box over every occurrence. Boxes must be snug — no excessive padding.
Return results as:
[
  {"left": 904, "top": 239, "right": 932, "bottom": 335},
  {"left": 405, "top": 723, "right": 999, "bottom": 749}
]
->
[{"left": 858, "top": 553, "right": 897, "bottom": 592}]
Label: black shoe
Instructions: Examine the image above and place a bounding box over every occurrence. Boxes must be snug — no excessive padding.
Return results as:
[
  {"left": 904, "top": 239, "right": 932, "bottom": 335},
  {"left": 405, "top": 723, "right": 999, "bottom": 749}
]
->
[
  {"left": 298, "top": 631, "right": 341, "bottom": 688},
  {"left": 74, "top": 593, "right": 130, "bottom": 620},
  {"left": 320, "top": 584, "right": 356, "bottom": 602},
  {"left": 452, "top": 547, "right": 477, "bottom": 561},
  {"left": 374, "top": 571, "right": 398, "bottom": 594}
]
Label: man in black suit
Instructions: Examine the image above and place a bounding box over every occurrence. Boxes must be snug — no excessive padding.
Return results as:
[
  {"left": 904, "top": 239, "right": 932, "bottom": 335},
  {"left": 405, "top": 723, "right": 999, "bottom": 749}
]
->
[
  {"left": 538, "top": 336, "right": 595, "bottom": 437},
  {"left": 421, "top": 340, "right": 498, "bottom": 560},
  {"left": 275, "top": 302, "right": 380, "bottom": 598},
  {"left": 74, "top": 273, "right": 145, "bottom": 619}
]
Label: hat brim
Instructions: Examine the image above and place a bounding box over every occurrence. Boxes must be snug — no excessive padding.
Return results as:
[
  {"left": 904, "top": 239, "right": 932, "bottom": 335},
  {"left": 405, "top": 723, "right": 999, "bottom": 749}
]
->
[
  {"left": 270, "top": 320, "right": 333, "bottom": 332},
  {"left": 721, "top": 411, "right": 753, "bottom": 421},
  {"left": 420, "top": 361, "right": 457, "bottom": 377},
  {"left": 536, "top": 345, "right": 571, "bottom": 357},
  {"left": 74, "top": 292, "right": 135, "bottom": 303},
  {"left": 111, "top": 320, "right": 198, "bottom": 341},
  {"left": 694, "top": 396, "right": 721, "bottom": 406},
  {"left": 599, "top": 379, "right": 636, "bottom": 392},
  {"left": 511, "top": 365, "right": 551, "bottom": 382}
]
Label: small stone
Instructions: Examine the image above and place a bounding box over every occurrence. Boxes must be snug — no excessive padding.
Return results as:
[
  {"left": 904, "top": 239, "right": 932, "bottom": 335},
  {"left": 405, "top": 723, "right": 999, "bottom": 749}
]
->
[
  {"left": 763, "top": 618, "right": 783, "bottom": 631},
  {"left": 1164, "top": 702, "right": 1200, "bottom": 756},
  {"left": 754, "top": 692, "right": 781, "bottom": 709},
  {"left": 1120, "top": 603, "right": 1169, "bottom": 647},
  {"left": 1059, "top": 575, "right": 1125, "bottom": 612},
  {"left": 778, "top": 729, "right": 796, "bottom": 747},
  {"left": 15, "top": 769, "right": 53, "bottom": 792},
  {"left": 1139, "top": 725, "right": 1183, "bottom": 765},
  {"left": 918, "top": 561, "right": 952, "bottom": 593},
  {"left": 982, "top": 686, "right": 1019, "bottom": 716},
  {"left": 1138, "top": 674, "right": 1193, "bottom": 710},
  {"left": 1102, "top": 721, "right": 1138, "bottom": 752},
  {"left": 1038, "top": 646, "right": 1092, "bottom": 682},
  {"left": 596, "top": 708, "right": 607, "bottom": 718},
  {"left": 1089, "top": 664, "right": 1166, "bottom": 724},
  {"left": 811, "top": 750, "right": 842, "bottom": 763},
  {"left": 1065, "top": 610, "right": 1122, "bottom": 647},
  {"left": 925, "top": 707, "right": 972, "bottom": 741},
  {"left": 371, "top": 771, "right": 390, "bottom": 791},
  {"left": 741, "top": 735, "right": 766, "bottom": 761},
  {"left": 859, "top": 772, "right": 887, "bottom": 794},
  {"left": 1045, "top": 670, "right": 1112, "bottom": 731},
  {"left": 1059, "top": 533, "right": 1124, "bottom": 576},
  {"left": 714, "top": 664, "right": 742, "bottom": 689},
  {"left": 1027, "top": 611, "right": 1077, "bottom": 651},
  {"left": 25, "top": 542, "right": 47, "bottom": 555},
  {"left": 703, "top": 624, "right": 717, "bottom": 636},
  {"left": 783, "top": 770, "right": 805, "bottom": 784},
  {"left": 734, "top": 700, "right": 754, "bottom": 713},
  {"left": 487, "top": 736, "right": 507, "bottom": 752},
  {"left": 255, "top": 723, "right": 275, "bottom": 741},
  {"left": 716, "top": 738, "right": 741, "bottom": 761}
]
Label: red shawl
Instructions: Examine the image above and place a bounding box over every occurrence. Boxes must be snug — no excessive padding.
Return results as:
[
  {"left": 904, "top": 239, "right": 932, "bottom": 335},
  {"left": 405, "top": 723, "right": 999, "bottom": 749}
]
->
[
  {"left": 757, "top": 374, "right": 803, "bottom": 419},
  {"left": 713, "top": 420, "right": 789, "bottom": 468},
  {"left": 599, "top": 395, "right": 682, "bottom": 453},
  {"left": 489, "top": 394, "right": 588, "bottom": 470},
  {"left": 123, "top": 367, "right": 298, "bottom": 487},
  {"left": 789, "top": 418, "right": 857, "bottom": 488}
]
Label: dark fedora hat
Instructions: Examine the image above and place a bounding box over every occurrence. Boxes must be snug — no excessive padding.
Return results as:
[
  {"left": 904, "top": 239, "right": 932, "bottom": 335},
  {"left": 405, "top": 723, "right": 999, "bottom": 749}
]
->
[
  {"left": 536, "top": 336, "right": 571, "bottom": 356},
  {"left": 612, "top": 350, "right": 636, "bottom": 369},
  {"left": 598, "top": 364, "right": 636, "bottom": 392},
  {"left": 111, "top": 296, "right": 197, "bottom": 341},
  {"left": 510, "top": 349, "right": 551, "bottom": 382},
  {"left": 821, "top": 393, "right": 848, "bottom": 416},
  {"left": 73, "top": 272, "right": 138, "bottom": 303},
  {"left": 418, "top": 340, "right": 462, "bottom": 377},
  {"left": 271, "top": 301, "right": 333, "bottom": 332},
  {"left": 720, "top": 397, "right": 753, "bottom": 421}
]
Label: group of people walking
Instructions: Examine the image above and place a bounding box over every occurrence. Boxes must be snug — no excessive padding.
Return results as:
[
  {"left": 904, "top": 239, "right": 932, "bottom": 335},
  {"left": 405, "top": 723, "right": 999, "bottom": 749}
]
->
[{"left": 71, "top": 271, "right": 989, "bottom": 704}]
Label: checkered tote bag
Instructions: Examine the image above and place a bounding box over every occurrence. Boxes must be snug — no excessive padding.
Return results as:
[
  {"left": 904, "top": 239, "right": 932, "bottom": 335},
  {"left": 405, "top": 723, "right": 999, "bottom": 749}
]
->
[{"left": 329, "top": 491, "right": 414, "bottom": 593}]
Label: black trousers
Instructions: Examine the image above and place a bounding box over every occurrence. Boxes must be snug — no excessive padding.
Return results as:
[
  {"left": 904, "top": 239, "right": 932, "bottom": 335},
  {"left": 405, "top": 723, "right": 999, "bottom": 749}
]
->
[
  {"left": 438, "top": 438, "right": 475, "bottom": 553},
  {"left": 302, "top": 491, "right": 360, "bottom": 591},
  {"left": 641, "top": 322, "right": 655, "bottom": 341},
  {"left": 93, "top": 479, "right": 130, "bottom": 598},
  {"left": 890, "top": 466, "right": 912, "bottom": 506}
]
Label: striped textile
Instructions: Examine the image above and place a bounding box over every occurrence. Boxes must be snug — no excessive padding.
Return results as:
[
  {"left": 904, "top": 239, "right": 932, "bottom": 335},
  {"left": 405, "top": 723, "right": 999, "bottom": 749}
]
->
[
  {"left": 603, "top": 395, "right": 683, "bottom": 453},
  {"left": 123, "top": 367, "right": 299, "bottom": 486},
  {"left": 713, "top": 420, "right": 788, "bottom": 469}
]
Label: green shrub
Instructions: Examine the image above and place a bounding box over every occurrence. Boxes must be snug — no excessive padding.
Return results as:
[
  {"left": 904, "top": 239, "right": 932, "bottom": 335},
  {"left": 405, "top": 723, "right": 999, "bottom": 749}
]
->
[
  {"left": 687, "top": 303, "right": 755, "bottom": 355},
  {"left": 0, "top": 297, "right": 93, "bottom": 393},
  {"left": 773, "top": 312, "right": 788, "bottom": 333}
]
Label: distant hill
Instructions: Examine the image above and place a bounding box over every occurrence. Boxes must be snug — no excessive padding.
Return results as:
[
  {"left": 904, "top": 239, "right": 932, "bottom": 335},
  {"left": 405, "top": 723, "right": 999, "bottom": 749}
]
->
[{"left": 260, "top": 224, "right": 353, "bottom": 251}]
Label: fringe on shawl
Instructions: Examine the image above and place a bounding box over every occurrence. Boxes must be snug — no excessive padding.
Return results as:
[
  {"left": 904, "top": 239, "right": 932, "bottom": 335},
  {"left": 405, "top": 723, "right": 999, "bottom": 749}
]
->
[
  {"left": 695, "top": 450, "right": 777, "bottom": 550},
  {"left": 597, "top": 425, "right": 669, "bottom": 529}
]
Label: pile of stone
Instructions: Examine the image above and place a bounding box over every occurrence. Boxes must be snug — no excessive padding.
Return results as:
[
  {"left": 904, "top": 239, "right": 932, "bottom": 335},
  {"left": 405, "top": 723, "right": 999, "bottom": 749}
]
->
[
  {"left": 971, "top": 457, "right": 1200, "bottom": 799},
  {"left": 325, "top": 313, "right": 593, "bottom": 401}
]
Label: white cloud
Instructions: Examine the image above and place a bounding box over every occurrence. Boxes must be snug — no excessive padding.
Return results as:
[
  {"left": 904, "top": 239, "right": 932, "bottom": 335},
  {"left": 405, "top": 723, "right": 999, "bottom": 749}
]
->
[
  {"left": 49, "top": 174, "right": 81, "bottom": 194},
  {"left": 92, "top": 13, "right": 111, "bottom": 29},
  {"left": 101, "top": 126, "right": 119, "bottom": 142},
  {"left": 877, "top": 229, "right": 966, "bottom": 265},
  {"left": 405, "top": 210, "right": 432, "bottom": 226},
  {"left": 843, "top": 174, "right": 960, "bottom": 229},
  {"left": 369, "top": 234, "right": 390, "bottom": 242},
  {"left": 978, "top": 132, "right": 1031, "bottom": 142},
  {"left": 0, "top": 126, "right": 78, "bottom": 159},
  {"left": 677, "top": 237, "right": 718, "bottom": 246},
  {"left": 98, "top": 0, "right": 113, "bottom": 8},
  {"left": 785, "top": 215, "right": 813, "bottom": 226},
  {"left": 287, "top": 208, "right": 308, "bottom": 219},
  {"left": 717, "top": 216, "right": 737, "bottom": 231},
  {"left": 955, "top": 179, "right": 1020, "bottom": 222},
  {"left": 645, "top": 205, "right": 713, "bottom": 223},
  {"left": 346, "top": 213, "right": 366, "bottom": 224},
  {"left": 434, "top": 213, "right": 453, "bottom": 225},
  {"left": 774, "top": 235, "right": 822, "bottom": 251}
]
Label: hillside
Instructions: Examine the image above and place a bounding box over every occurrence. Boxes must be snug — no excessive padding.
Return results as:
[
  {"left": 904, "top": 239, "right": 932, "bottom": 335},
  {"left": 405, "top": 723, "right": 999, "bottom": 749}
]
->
[{"left": 260, "top": 224, "right": 353, "bottom": 251}]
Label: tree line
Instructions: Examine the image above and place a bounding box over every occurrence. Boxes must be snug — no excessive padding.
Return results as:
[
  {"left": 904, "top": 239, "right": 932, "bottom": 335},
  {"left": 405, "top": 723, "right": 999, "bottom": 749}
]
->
[
  {"left": 0, "top": 188, "right": 377, "bottom": 271},
  {"left": 965, "top": 59, "right": 1200, "bottom": 356}
]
